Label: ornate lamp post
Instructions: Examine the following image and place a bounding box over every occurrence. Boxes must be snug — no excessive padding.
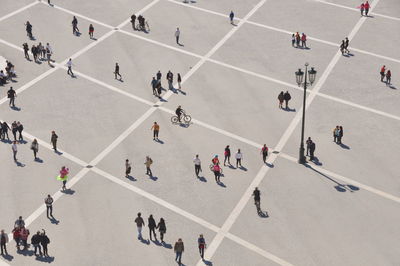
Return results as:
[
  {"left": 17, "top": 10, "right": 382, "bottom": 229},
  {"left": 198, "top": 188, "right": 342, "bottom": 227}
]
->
[{"left": 295, "top": 63, "right": 317, "bottom": 164}]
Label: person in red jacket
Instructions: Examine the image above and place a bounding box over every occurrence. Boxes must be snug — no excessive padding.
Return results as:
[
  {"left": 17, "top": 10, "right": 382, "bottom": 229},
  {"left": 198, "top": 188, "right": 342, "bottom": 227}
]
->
[
  {"left": 386, "top": 70, "right": 391, "bottom": 85},
  {"left": 12, "top": 227, "right": 21, "bottom": 251},
  {"left": 364, "top": 1, "right": 370, "bottom": 16},
  {"left": 359, "top": 3, "right": 365, "bottom": 16},
  {"left": 380, "top": 65, "right": 386, "bottom": 82}
]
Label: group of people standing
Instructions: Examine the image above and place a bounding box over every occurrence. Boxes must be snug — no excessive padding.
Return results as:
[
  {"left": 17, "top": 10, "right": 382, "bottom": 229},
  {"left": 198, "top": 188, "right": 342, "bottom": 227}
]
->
[
  {"left": 333, "top": 126, "right": 344, "bottom": 145},
  {"left": 151, "top": 70, "right": 182, "bottom": 97},
  {"left": 23, "top": 42, "right": 53, "bottom": 65},
  {"left": 291, "top": 32, "right": 307, "bottom": 48}
]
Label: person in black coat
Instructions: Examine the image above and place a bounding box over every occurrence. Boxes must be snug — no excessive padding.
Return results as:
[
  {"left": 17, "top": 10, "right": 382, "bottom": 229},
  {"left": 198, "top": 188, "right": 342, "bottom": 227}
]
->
[
  {"left": 40, "top": 230, "right": 50, "bottom": 257},
  {"left": 31, "top": 231, "right": 42, "bottom": 256},
  {"left": 283, "top": 91, "right": 291, "bottom": 109},
  {"left": 156, "top": 218, "right": 166, "bottom": 243},
  {"left": 309, "top": 141, "right": 316, "bottom": 161},
  {"left": 148, "top": 215, "right": 157, "bottom": 241}
]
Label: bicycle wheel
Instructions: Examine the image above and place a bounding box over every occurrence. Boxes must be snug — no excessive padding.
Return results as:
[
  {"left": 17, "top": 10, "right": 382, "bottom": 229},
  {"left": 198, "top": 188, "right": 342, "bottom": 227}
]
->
[
  {"left": 171, "top": 116, "right": 179, "bottom": 124},
  {"left": 183, "top": 115, "right": 191, "bottom": 123}
]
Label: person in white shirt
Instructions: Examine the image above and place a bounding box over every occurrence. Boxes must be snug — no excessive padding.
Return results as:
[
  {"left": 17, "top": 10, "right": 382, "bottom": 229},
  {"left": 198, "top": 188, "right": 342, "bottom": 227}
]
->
[
  {"left": 66, "top": 58, "right": 74, "bottom": 76},
  {"left": 175, "top": 28, "right": 180, "bottom": 45},
  {"left": 12, "top": 141, "right": 18, "bottom": 161},
  {"left": 193, "top": 155, "right": 201, "bottom": 177},
  {"left": 235, "top": 149, "right": 243, "bottom": 168}
]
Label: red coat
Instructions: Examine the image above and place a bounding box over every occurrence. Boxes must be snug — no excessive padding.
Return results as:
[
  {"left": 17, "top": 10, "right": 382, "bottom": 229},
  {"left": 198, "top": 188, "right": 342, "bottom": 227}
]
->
[{"left": 364, "top": 2, "right": 370, "bottom": 9}]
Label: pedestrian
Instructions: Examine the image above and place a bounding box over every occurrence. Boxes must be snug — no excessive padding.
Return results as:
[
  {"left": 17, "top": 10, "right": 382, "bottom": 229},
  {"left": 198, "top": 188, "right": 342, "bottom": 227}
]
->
[
  {"left": 344, "top": 37, "right": 349, "bottom": 53},
  {"left": 386, "top": 70, "right": 391, "bottom": 85},
  {"left": 253, "top": 187, "right": 261, "bottom": 213},
  {"left": 309, "top": 140, "right": 316, "bottom": 161},
  {"left": 12, "top": 227, "right": 20, "bottom": 251},
  {"left": 11, "top": 121, "right": 17, "bottom": 141},
  {"left": 306, "top": 137, "right": 312, "bottom": 156},
  {"left": 14, "top": 216, "right": 25, "bottom": 228},
  {"left": 340, "top": 40, "right": 345, "bottom": 55},
  {"left": 31, "top": 45, "right": 37, "bottom": 62},
  {"left": 175, "top": 28, "right": 180, "bottom": 45},
  {"left": 193, "top": 154, "right": 202, "bottom": 177},
  {"left": 156, "top": 70, "right": 162, "bottom": 80},
  {"left": 151, "top": 77, "right": 158, "bottom": 96},
  {"left": 224, "top": 145, "right": 231, "bottom": 166},
  {"left": 235, "top": 149, "right": 243, "bottom": 168},
  {"left": 31, "top": 231, "right": 42, "bottom": 256},
  {"left": 338, "top": 126, "right": 343, "bottom": 144},
  {"left": 67, "top": 58, "right": 74, "bottom": 76},
  {"left": 283, "top": 91, "right": 291, "bottom": 109},
  {"left": 134, "top": 212, "right": 145, "bottom": 240},
  {"left": 23, "top": 43, "right": 30, "bottom": 60},
  {"left": 229, "top": 11, "right": 234, "bottom": 24},
  {"left": 89, "top": 24, "right": 94, "bottom": 39},
  {"left": 131, "top": 14, "right": 136, "bottom": 30},
  {"left": 11, "top": 141, "right": 17, "bottom": 161},
  {"left": 0, "top": 230, "right": 8, "bottom": 256},
  {"left": 198, "top": 234, "right": 206, "bottom": 259},
  {"left": 278, "top": 91, "right": 284, "bottom": 108},
  {"left": 359, "top": 2, "right": 365, "bottom": 16},
  {"left": 19, "top": 226, "right": 29, "bottom": 250},
  {"left": 114, "top": 63, "right": 122, "bottom": 80},
  {"left": 174, "top": 238, "right": 184, "bottom": 265},
  {"left": 148, "top": 215, "right": 157, "bottom": 241},
  {"left": 7, "top": 86, "right": 16, "bottom": 108},
  {"left": 40, "top": 230, "right": 50, "bottom": 257},
  {"left": 261, "top": 144, "right": 268, "bottom": 163},
  {"left": 333, "top": 126, "right": 339, "bottom": 143},
  {"left": 31, "top": 138, "right": 39, "bottom": 160},
  {"left": 47, "top": 0, "right": 51, "bottom": 5},
  {"left": 17, "top": 121, "right": 23, "bottom": 141},
  {"left": 51, "top": 131, "right": 58, "bottom": 151},
  {"left": 144, "top": 156, "right": 153, "bottom": 176},
  {"left": 2, "top": 122, "right": 10, "bottom": 141},
  {"left": 156, "top": 218, "right": 166, "bottom": 243},
  {"left": 380, "top": 65, "right": 386, "bottom": 82},
  {"left": 213, "top": 164, "right": 221, "bottom": 183},
  {"left": 57, "top": 166, "right": 69, "bottom": 191},
  {"left": 45, "top": 195, "right": 54, "bottom": 218},
  {"left": 291, "top": 34, "right": 295, "bottom": 47},
  {"left": 72, "top": 16, "right": 79, "bottom": 35},
  {"left": 301, "top": 33, "right": 307, "bottom": 48},
  {"left": 295, "top": 32, "right": 300, "bottom": 47},
  {"left": 25, "top": 21, "right": 33, "bottom": 39},
  {"left": 166, "top": 70, "right": 173, "bottom": 90},
  {"left": 364, "top": 1, "right": 370, "bottom": 16},
  {"left": 125, "top": 159, "right": 132, "bottom": 178},
  {"left": 151, "top": 122, "right": 160, "bottom": 141},
  {"left": 177, "top": 73, "right": 182, "bottom": 89}
]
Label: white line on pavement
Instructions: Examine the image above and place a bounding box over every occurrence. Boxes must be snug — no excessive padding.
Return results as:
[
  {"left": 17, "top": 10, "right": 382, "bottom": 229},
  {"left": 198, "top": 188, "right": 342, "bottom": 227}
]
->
[{"left": 0, "top": 1, "right": 39, "bottom": 23}]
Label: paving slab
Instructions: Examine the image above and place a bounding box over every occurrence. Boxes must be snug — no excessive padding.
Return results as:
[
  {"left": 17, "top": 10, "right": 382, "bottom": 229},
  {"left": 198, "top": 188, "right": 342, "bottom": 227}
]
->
[{"left": 0, "top": 0, "right": 35, "bottom": 19}]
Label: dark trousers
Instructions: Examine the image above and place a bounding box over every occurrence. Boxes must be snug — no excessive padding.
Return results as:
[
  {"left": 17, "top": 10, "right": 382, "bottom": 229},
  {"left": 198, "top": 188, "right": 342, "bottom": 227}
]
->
[
  {"left": 52, "top": 141, "right": 57, "bottom": 151},
  {"left": 159, "top": 231, "right": 164, "bottom": 242},
  {"left": 9, "top": 97, "right": 15, "bottom": 107},
  {"left": 175, "top": 252, "right": 182, "bottom": 263},
  {"left": 13, "top": 151, "right": 17, "bottom": 161},
  {"left": 176, "top": 36, "right": 179, "bottom": 44},
  {"left": 33, "top": 244, "right": 42, "bottom": 255},
  {"left": 195, "top": 165, "right": 201, "bottom": 176},
  {"left": 0, "top": 243, "right": 7, "bottom": 255},
  {"left": 214, "top": 172, "right": 220, "bottom": 182},
  {"left": 12, "top": 131, "right": 17, "bottom": 140},
  {"left": 310, "top": 150, "right": 315, "bottom": 160},
  {"left": 149, "top": 227, "right": 157, "bottom": 240},
  {"left": 46, "top": 205, "right": 53, "bottom": 217},
  {"left": 224, "top": 155, "right": 230, "bottom": 165},
  {"left": 33, "top": 150, "right": 37, "bottom": 159},
  {"left": 236, "top": 159, "right": 242, "bottom": 168},
  {"left": 380, "top": 72, "right": 385, "bottom": 81},
  {"left": 114, "top": 71, "right": 121, "bottom": 79},
  {"left": 365, "top": 8, "right": 369, "bottom": 16},
  {"left": 153, "top": 130, "right": 159, "bottom": 139},
  {"left": 18, "top": 131, "right": 23, "bottom": 141},
  {"left": 42, "top": 244, "right": 48, "bottom": 256},
  {"left": 306, "top": 146, "right": 310, "bottom": 156},
  {"left": 262, "top": 154, "right": 267, "bottom": 163},
  {"left": 67, "top": 66, "right": 74, "bottom": 76},
  {"left": 146, "top": 167, "right": 152, "bottom": 176},
  {"left": 199, "top": 246, "right": 204, "bottom": 258}
]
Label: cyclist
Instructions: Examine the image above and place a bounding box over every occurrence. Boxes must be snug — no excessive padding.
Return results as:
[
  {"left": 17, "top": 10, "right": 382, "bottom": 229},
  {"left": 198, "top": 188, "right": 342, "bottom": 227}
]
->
[
  {"left": 253, "top": 187, "right": 261, "bottom": 212},
  {"left": 211, "top": 155, "right": 219, "bottom": 165},
  {"left": 175, "top": 105, "right": 183, "bottom": 122}
]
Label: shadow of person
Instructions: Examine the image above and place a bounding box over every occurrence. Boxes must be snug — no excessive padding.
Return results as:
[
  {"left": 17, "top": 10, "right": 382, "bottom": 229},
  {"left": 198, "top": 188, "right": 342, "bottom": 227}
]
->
[
  {"left": 55, "top": 150, "right": 63, "bottom": 155},
  {"left": 149, "top": 175, "right": 158, "bottom": 181},
  {"left": 50, "top": 216, "right": 60, "bottom": 225},
  {"left": 239, "top": 166, "right": 248, "bottom": 171},
  {"left": 284, "top": 107, "right": 296, "bottom": 112},
  {"left": 155, "top": 139, "right": 164, "bottom": 144},
  {"left": 203, "top": 260, "right": 213, "bottom": 266},
  {"left": 347, "top": 185, "right": 359, "bottom": 191},
  {"left": 16, "top": 161, "right": 26, "bottom": 167},
  {"left": 197, "top": 176, "right": 207, "bottom": 182},
  {"left": 162, "top": 242, "right": 172, "bottom": 249},
  {"left": 178, "top": 90, "right": 186, "bottom": 96},
  {"left": 36, "top": 255, "right": 55, "bottom": 263},
  {"left": 310, "top": 156, "right": 322, "bottom": 166},
  {"left": 2, "top": 254, "right": 14, "bottom": 261},
  {"left": 61, "top": 188, "right": 75, "bottom": 195},
  {"left": 140, "top": 238, "right": 150, "bottom": 245},
  {"left": 265, "top": 162, "right": 274, "bottom": 168},
  {"left": 339, "top": 143, "right": 350, "bottom": 149},
  {"left": 34, "top": 157, "right": 44, "bottom": 163},
  {"left": 389, "top": 85, "right": 397, "bottom": 90},
  {"left": 217, "top": 181, "right": 226, "bottom": 188},
  {"left": 152, "top": 239, "right": 162, "bottom": 246},
  {"left": 258, "top": 210, "right": 269, "bottom": 218},
  {"left": 126, "top": 175, "right": 137, "bottom": 182},
  {"left": 334, "top": 185, "right": 347, "bottom": 192},
  {"left": 11, "top": 106, "right": 21, "bottom": 111}
]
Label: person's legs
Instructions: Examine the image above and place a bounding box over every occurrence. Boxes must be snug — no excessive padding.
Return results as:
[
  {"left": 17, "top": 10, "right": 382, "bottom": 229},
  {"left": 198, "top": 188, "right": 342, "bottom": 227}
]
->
[
  {"left": 263, "top": 154, "right": 267, "bottom": 163},
  {"left": 195, "top": 165, "right": 200, "bottom": 176},
  {"left": 62, "top": 180, "right": 67, "bottom": 190},
  {"left": 43, "top": 245, "right": 48, "bottom": 256},
  {"left": 224, "top": 156, "right": 227, "bottom": 165},
  {"left": 13, "top": 151, "right": 17, "bottom": 161},
  {"left": 137, "top": 226, "right": 142, "bottom": 239},
  {"left": 160, "top": 232, "right": 164, "bottom": 242}
]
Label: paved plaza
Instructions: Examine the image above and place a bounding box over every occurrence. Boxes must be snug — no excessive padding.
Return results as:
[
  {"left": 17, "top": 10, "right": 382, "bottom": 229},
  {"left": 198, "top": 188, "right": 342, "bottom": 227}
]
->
[{"left": 1, "top": 0, "right": 400, "bottom": 265}]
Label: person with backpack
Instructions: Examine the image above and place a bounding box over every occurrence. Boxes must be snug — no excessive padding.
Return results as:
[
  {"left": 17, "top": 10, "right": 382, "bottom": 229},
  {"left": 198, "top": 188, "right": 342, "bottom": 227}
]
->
[
  {"left": 156, "top": 218, "right": 166, "bottom": 243},
  {"left": 283, "top": 91, "right": 291, "bottom": 109}
]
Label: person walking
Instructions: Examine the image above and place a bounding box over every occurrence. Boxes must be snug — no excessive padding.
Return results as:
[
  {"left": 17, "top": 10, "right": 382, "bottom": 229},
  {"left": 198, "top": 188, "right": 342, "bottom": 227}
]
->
[
  {"left": 198, "top": 234, "right": 206, "bottom": 259},
  {"left": 11, "top": 121, "right": 18, "bottom": 141},
  {"left": 7, "top": 87, "right": 16, "bottom": 108},
  {"left": 166, "top": 70, "right": 173, "bottom": 90},
  {"left": 151, "top": 77, "right": 158, "bottom": 96},
  {"left": 224, "top": 145, "right": 231, "bottom": 166},
  {"left": 125, "top": 159, "right": 132, "bottom": 178},
  {"left": 156, "top": 218, "right": 166, "bottom": 243},
  {"left": 156, "top": 70, "right": 162, "bottom": 80},
  {"left": 134, "top": 213, "right": 145, "bottom": 240},
  {"left": 51, "top": 131, "right": 58, "bottom": 152},
  {"left": 72, "top": 16, "right": 79, "bottom": 35},
  {"left": 301, "top": 33, "right": 307, "bottom": 48},
  {"left": 66, "top": 58, "right": 74, "bottom": 76},
  {"left": 17, "top": 121, "right": 23, "bottom": 141},
  {"left": 364, "top": 1, "right": 370, "bottom": 16},
  {"left": 31, "top": 139, "right": 39, "bottom": 160},
  {"left": 213, "top": 164, "right": 221, "bottom": 183},
  {"left": 145, "top": 156, "right": 153, "bottom": 176},
  {"left": 175, "top": 28, "right": 181, "bottom": 45},
  {"left": 151, "top": 122, "right": 160, "bottom": 141},
  {"left": 338, "top": 126, "right": 343, "bottom": 144},
  {"left": 380, "top": 65, "right": 386, "bottom": 82},
  {"left": 45, "top": 195, "right": 54, "bottom": 218},
  {"left": 31, "top": 231, "right": 42, "bottom": 256},
  {"left": 19, "top": 226, "right": 29, "bottom": 250},
  {"left": 229, "top": 11, "right": 234, "bottom": 24},
  {"left": 0, "top": 230, "right": 8, "bottom": 256},
  {"left": 278, "top": 91, "right": 284, "bottom": 108},
  {"left": 261, "top": 144, "right": 268, "bottom": 163},
  {"left": 283, "top": 91, "right": 291, "bottom": 109},
  {"left": 309, "top": 140, "right": 316, "bottom": 161},
  {"left": 235, "top": 149, "right": 243, "bottom": 168},
  {"left": 148, "top": 215, "right": 157, "bottom": 241},
  {"left": 177, "top": 73, "right": 182, "bottom": 89},
  {"left": 193, "top": 154, "right": 202, "bottom": 177},
  {"left": 2, "top": 122, "right": 11, "bottom": 141},
  {"left": 386, "top": 70, "right": 391, "bottom": 85},
  {"left": 89, "top": 24, "right": 94, "bottom": 39},
  {"left": 114, "top": 63, "right": 122, "bottom": 80},
  {"left": 174, "top": 238, "right": 184, "bottom": 265},
  {"left": 295, "top": 32, "right": 300, "bottom": 47},
  {"left": 11, "top": 141, "right": 18, "bottom": 161},
  {"left": 12, "top": 227, "right": 20, "bottom": 251},
  {"left": 25, "top": 21, "right": 33, "bottom": 39},
  {"left": 57, "top": 166, "right": 69, "bottom": 191},
  {"left": 344, "top": 37, "right": 349, "bottom": 54},
  {"left": 359, "top": 2, "right": 365, "bottom": 16},
  {"left": 253, "top": 187, "right": 261, "bottom": 213},
  {"left": 23, "top": 43, "right": 30, "bottom": 60},
  {"left": 291, "top": 34, "right": 295, "bottom": 47},
  {"left": 40, "top": 230, "right": 50, "bottom": 257},
  {"left": 333, "top": 126, "right": 340, "bottom": 143},
  {"left": 14, "top": 216, "right": 25, "bottom": 228},
  {"left": 306, "top": 137, "right": 312, "bottom": 156},
  {"left": 131, "top": 14, "right": 136, "bottom": 30}
]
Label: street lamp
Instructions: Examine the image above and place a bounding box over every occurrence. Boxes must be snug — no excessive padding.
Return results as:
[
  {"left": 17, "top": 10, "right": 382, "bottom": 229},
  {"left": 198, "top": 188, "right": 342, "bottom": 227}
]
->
[{"left": 295, "top": 63, "right": 317, "bottom": 164}]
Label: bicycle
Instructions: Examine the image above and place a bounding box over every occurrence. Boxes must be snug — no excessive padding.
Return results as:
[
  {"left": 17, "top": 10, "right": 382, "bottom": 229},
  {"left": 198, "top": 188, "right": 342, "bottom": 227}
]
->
[{"left": 171, "top": 110, "right": 191, "bottom": 124}]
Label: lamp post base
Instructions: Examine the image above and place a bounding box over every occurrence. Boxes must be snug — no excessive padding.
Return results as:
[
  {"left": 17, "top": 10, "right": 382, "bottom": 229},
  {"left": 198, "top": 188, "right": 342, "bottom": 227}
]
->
[{"left": 298, "top": 146, "right": 306, "bottom": 164}]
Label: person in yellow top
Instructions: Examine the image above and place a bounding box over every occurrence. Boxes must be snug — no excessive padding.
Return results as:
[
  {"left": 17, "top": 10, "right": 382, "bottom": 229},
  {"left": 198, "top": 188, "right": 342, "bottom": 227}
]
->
[
  {"left": 151, "top": 122, "right": 160, "bottom": 141},
  {"left": 144, "top": 156, "right": 153, "bottom": 176}
]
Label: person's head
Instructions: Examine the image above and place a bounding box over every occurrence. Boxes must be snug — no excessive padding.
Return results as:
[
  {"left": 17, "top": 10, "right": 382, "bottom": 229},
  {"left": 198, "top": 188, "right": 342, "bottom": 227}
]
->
[
  {"left": 116, "top": 63, "right": 118, "bottom": 66},
  {"left": 61, "top": 166, "right": 65, "bottom": 170},
  {"left": 33, "top": 138, "right": 37, "bottom": 143},
  {"left": 238, "top": 149, "right": 241, "bottom": 152},
  {"left": 178, "top": 238, "right": 182, "bottom": 242},
  {"left": 19, "top": 216, "right": 22, "bottom": 220},
  {"left": 154, "top": 122, "right": 157, "bottom": 125},
  {"left": 255, "top": 187, "right": 258, "bottom": 191},
  {"left": 52, "top": 130, "right": 55, "bottom": 134},
  {"left": 37, "top": 231, "right": 41, "bottom": 235},
  {"left": 214, "top": 155, "right": 218, "bottom": 158},
  {"left": 47, "top": 194, "right": 51, "bottom": 198},
  {"left": 196, "top": 154, "right": 199, "bottom": 158},
  {"left": 137, "top": 212, "right": 141, "bottom": 217},
  {"left": 263, "top": 144, "right": 266, "bottom": 147},
  {"left": 200, "top": 234, "right": 203, "bottom": 238},
  {"left": 178, "top": 105, "right": 181, "bottom": 108},
  {"left": 160, "top": 218, "right": 164, "bottom": 223},
  {"left": 1, "top": 230, "right": 4, "bottom": 234},
  {"left": 226, "top": 145, "right": 229, "bottom": 148},
  {"left": 126, "top": 159, "right": 129, "bottom": 162},
  {"left": 41, "top": 229, "right": 46, "bottom": 235},
  {"left": 149, "top": 214, "right": 153, "bottom": 218}
]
